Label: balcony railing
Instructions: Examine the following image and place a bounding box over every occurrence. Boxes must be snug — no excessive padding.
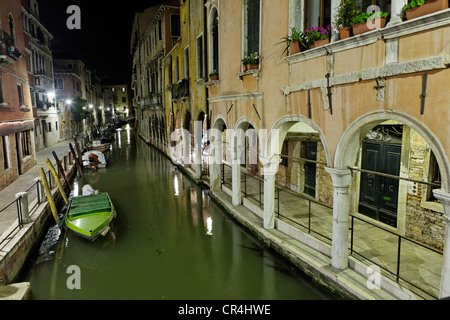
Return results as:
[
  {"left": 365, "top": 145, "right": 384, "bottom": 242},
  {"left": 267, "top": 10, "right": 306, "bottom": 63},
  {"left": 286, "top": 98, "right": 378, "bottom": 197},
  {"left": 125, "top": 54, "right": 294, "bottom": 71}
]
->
[
  {"left": 169, "top": 79, "right": 189, "bottom": 100},
  {"left": 0, "top": 31, "right": 22, "bottom": 63}
]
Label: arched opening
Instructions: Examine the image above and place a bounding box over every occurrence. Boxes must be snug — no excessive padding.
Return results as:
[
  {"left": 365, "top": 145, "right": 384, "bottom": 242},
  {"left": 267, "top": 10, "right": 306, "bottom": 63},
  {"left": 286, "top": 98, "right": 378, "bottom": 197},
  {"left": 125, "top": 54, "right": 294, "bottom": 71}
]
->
[
  {"left": 335, "top": 111, "right": 450, "bottom": 299},
  {"left": 268, "top": 115, "right": 333, "bottom": 240}
]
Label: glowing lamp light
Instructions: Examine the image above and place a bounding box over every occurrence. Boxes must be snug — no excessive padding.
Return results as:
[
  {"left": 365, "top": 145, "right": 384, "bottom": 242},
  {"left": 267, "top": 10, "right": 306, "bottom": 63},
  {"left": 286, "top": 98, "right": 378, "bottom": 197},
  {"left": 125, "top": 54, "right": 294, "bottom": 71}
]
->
[
  {"left": 47, "top": 91, "right": 56, "bottom": 101},
  {"left": 89, "top": 104, "right": 94, "bottom": 109},
  {"left": 66, "top": 99, "right": 72, "bottom": 105}
]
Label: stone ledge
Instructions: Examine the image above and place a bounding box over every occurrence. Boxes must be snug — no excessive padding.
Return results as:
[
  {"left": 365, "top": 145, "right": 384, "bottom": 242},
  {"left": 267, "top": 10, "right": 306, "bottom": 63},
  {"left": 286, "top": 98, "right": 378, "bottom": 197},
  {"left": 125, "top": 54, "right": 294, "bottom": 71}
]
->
[{"left": 0, "top": 282, "right": 31, "bottom": 300}]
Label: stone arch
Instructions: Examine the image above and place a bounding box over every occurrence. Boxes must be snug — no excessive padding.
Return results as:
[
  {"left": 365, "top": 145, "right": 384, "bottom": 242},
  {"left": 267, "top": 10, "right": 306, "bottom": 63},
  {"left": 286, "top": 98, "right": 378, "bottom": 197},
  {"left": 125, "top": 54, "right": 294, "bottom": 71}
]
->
[
  {"left": 335, "top": 110, "right": 449, "bottom": 190},
  {"left": 268, "top": 114, "right": 332, "bottom": 167}
]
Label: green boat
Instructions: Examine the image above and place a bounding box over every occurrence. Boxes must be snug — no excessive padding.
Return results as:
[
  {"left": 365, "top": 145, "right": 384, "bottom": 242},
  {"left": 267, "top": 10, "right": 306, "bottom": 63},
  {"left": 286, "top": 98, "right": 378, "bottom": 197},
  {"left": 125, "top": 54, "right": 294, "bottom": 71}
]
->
[{"left": 65, "top": 193, "right": 116, "bottom": 241}]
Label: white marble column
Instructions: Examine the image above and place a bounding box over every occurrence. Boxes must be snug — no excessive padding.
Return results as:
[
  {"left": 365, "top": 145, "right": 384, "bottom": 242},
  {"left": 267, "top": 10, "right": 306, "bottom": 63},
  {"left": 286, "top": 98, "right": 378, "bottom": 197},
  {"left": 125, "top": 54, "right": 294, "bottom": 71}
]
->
[
  {"left": 388, "top": 0, "right": 408, "bottom": 25},
  {"left": 194, "top": 121, "right": 203, "bottom": 179},
  {"left": 433, "top": 189, "right": 450, "bottom": 299},
  {"left": 261, "top": 154, "right": 281, "bottom": 230},
  {"left": 330, "top": 0, "right": 340, "bottom": 42},
  {"left": 231, "top": 130, "right": 244, "bottom": 206},
  {"left": 209, "top": 128, "right": 222, "bottom": 192},
  {"left": 325, "top": 167, "right": 352, "bottom": 269},
  {"left": 182, "top": 128, "right": 191, "bottom": 167}
]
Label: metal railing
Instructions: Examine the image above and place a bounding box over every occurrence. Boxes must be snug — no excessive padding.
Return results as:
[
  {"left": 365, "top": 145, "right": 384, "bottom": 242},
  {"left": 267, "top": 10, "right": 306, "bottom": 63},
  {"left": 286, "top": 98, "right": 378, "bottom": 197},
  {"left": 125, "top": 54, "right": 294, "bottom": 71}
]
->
[
  {"left": 220, "top": 162, "right": 443, "bottom": 299},
  {"left": 0, "top": 151, "right": 75, "bottom": 248}
]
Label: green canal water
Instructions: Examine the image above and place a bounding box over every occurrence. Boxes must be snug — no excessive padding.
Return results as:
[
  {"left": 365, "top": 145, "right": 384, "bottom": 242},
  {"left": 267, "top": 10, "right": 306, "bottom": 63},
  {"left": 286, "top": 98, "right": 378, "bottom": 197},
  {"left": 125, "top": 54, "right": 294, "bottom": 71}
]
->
[{"left": 23, "top": 127, "right": 334, "bottom": 300}]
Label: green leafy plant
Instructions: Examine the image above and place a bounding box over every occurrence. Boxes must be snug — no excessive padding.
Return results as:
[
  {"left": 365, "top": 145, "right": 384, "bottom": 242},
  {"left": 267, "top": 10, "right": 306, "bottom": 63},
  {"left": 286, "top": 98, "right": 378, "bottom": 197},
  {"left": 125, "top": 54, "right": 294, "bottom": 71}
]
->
[
  {"left": 403, "top": 0, "right": 428, "bottom": 11},
  {"left": 209, "top": 70, "right": 218, "bottom": 77},
  {"left": 335, "top": 0, "right": 358, "bottom": 28},
  {"left": 351, "top": 11, "right": 388, "bottom": 24},
  {"left": 278, "top": 27, "right": 308, "bottom": 56}
]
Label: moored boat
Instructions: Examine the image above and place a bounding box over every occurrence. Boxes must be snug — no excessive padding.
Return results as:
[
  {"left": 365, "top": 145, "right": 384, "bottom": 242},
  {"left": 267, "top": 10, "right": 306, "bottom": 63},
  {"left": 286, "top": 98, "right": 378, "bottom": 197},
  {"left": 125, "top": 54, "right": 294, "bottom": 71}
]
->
[{"left": 64, "top": 192, "right": 116, "bottom": 242}]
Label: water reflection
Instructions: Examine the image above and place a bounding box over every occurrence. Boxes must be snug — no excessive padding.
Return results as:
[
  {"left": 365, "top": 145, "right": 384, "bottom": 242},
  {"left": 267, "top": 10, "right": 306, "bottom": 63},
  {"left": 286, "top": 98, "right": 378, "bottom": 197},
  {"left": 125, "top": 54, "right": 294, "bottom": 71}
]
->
[{"left": 23, "top": 128, "right": 333, "bottom": 300}]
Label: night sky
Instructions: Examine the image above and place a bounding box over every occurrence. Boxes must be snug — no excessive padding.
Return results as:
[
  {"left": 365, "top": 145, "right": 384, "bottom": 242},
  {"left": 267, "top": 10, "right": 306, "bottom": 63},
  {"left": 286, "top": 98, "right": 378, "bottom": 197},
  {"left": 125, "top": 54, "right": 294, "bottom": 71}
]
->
[{"left": 38, "top": 0, "right": 166, "bottom": 84}]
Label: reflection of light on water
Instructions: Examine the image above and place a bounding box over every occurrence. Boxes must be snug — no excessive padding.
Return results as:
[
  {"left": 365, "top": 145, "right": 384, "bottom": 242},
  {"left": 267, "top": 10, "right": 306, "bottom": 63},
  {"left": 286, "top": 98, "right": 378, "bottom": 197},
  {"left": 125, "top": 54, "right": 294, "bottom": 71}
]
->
[
  {"left": 117, "top": 131, "right": 122, "bottom": 147},
  {"left": 174, "top": 175, "right": 179, "bottom": 196},
  {"left": 206, "top": 217, "right": 213, "bottom": 236},
  {"left": 126, "top": 127, "right": 131, "bottom": 144}
]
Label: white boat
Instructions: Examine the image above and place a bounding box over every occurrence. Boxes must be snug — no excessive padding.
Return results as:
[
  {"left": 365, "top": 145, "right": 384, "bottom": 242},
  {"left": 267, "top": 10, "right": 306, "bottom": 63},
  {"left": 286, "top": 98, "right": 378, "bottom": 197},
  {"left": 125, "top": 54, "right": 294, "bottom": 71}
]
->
[{"left": 82, "top": 150, "right": 107, "bottom": 170}]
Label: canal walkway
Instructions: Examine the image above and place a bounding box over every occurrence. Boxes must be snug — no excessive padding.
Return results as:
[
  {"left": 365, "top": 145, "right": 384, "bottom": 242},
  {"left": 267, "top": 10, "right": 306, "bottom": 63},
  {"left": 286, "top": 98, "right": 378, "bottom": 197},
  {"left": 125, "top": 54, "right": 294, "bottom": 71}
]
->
[
  {"left": 0, "top": 137, "right": 82, "bottom": 299},
  {"left": 216, "top": 164, "right": 442, "bottom": 299}
]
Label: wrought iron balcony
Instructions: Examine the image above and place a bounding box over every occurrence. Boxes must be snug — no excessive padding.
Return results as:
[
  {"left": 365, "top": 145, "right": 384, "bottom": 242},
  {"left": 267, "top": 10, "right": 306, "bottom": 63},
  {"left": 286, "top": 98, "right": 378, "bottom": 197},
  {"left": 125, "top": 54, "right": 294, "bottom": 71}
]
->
[
  {"left": 0, "top": 31, "right": 22, "bottom": 64},
  {"left": 170, "top": 78, "right": 189, "bottom": 100}
]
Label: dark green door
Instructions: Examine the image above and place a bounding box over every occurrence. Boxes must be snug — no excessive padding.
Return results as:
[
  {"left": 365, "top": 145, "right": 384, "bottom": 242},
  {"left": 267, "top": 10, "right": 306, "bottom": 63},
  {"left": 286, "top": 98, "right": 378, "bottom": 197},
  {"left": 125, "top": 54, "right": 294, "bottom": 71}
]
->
[{"left": 359, "top": 142, "right": 401, "bottom": 227}]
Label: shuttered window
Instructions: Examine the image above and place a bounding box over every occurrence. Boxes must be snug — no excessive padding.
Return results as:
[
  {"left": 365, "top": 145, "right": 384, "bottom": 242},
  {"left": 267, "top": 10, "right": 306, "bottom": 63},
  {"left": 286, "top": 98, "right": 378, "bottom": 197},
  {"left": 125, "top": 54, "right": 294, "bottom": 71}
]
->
[{"left": 246, "top": 0, "right": 260, "bottom": 56}]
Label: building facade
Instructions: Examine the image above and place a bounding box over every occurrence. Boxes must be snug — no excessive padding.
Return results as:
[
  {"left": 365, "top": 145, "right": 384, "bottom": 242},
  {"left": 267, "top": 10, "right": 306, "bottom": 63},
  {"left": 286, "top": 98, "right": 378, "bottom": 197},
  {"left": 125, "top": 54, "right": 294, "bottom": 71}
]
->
[
  {"left": 22, "top": 0, "right": 58, "bottom": 151},
  {"left": 135, "top": 0, "right": 450, "bottom": 299},
  {"left": 0, "top": 0, "right": 36, "bottom": 190}
]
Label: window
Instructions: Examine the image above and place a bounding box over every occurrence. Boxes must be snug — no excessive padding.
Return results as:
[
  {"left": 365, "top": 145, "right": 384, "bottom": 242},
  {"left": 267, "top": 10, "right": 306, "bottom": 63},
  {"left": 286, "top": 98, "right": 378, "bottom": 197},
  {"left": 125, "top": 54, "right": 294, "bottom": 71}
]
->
[
  {"left": 197, "top": 35, "right": 204, "bottom": 79},
  {"left": 122, "top": 87, "right": 126, "bottom": 93},
  {"left": 48, "top": 122, "right": 52, "bottom": 132},
  {"left": 210, "top": 8, "right": 219, "bottom": 73},
  {"left": 171, "top": 14, "right": 181, "bottom": 38},
  {"left": 2, "top": 135, "right": 11, "bottom": 170},
  {"left": 55, "top": 78, "right": 63, "bottom": 89},
  {"left": 357, "top": 0, "right": 391, "bottom": 14},
  {"left": 122, "top": 97, "right": 127, "bottom": 103},
  {"left": 244, "top": 0, "right": 260, "bottom": 57},
  {"left": 175, "top": 56, "right": 179, "bottom": 82},
  {"left": 168, "top": 59, "right": 173, "bottom": 84},
  {"left": 158, "top": 20, "right": 162, "bottom": 40},
  {"left": 304, "top": 0, "right": 331, "bottom": 29},
  {"left": 184, "top": 47, "right": 189, "bottom": 79},
  {"left": 427, "top": 152, "right": 442, "bottom": 201},
  {"left": 17, "top": 83, "right": 23, "bottom": 106},
  {"left": 9, "top": 13, "right": 16, "bottom": 45},
  {"left": 21, "top": 131, "right": 31, "bottom": 157}
]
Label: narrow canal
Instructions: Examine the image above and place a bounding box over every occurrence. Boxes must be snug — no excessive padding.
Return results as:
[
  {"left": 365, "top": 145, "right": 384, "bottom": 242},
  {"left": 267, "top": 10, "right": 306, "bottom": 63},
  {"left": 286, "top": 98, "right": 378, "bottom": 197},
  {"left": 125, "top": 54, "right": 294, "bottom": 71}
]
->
[{"left": 22, "top": 127, "right": 334, "bottom": 300}]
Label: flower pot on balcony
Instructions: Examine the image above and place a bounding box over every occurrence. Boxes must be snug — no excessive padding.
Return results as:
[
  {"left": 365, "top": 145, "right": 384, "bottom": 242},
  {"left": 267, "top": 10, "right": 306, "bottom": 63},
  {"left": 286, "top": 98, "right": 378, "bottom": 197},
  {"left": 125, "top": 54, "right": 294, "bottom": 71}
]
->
[
  {"left": 290, "top": 40, "right": 303, "bottom": 55},
  {"left": 247, "top": 63, "right": 259, "bottom": 70},
  {"left": 310, "top": 38, "right": 330, "bottom": 49},
  {"left": 210, "top": 74, "right": 218, "bottom": 81},
  {"left": 405, "top": 0, "right": 449, "bottom": 20},
  {"left": 352, "top": 17, "right": 386, "bottom": 36},
  {"left": 243, "top": 65, "right": 249, "bottom": 72},
  {"left": 339, "top": 27, "right": 351, "bottom": 40}
]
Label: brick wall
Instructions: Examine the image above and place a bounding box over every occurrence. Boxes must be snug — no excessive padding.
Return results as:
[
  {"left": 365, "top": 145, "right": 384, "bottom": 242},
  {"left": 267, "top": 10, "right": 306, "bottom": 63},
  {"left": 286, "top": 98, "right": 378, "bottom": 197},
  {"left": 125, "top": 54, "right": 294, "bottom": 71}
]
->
[{"left": 405, "top": 131, "right": 445, "bottom": 251}]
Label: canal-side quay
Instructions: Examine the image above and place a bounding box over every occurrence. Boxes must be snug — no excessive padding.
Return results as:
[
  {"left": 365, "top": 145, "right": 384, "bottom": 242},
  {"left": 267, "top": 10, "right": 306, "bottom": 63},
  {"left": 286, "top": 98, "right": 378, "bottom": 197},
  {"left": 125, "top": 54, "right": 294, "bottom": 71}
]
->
[
  {"left": 0, "top": 132, "right": 422, "bottom": 300},
  {"left": 0, "top": 137, "right": 81, "bottom": 300}
]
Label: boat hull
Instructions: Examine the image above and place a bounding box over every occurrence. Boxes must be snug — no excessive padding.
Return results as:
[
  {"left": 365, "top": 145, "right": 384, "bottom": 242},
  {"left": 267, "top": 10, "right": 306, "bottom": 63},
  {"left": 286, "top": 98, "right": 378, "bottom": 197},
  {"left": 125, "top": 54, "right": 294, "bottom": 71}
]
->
[{"left": 65, "top": 193, "right": 116, "bottom": 242}]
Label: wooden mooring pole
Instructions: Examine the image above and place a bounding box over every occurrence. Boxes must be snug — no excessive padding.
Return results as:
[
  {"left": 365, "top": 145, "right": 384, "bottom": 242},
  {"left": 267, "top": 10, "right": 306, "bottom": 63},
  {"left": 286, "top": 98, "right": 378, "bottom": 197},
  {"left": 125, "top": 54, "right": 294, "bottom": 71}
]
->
[
  {"left": 52, "top": 151, "right": 72, "bottom": 190},
  {"left": 69, "top": 143, "right": 83, "bottom": 177},
  {"left": 39, "top": 168, "right": 61, "bottom": 226},
  {"left": 46, "top": 158, "right": 68, "bottom": 205}
]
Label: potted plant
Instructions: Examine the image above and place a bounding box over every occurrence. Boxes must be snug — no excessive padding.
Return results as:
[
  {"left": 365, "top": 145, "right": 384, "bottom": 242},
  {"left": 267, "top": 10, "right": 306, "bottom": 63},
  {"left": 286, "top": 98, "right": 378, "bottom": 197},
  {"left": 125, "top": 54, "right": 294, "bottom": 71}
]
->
[
  {"left": 209, "top": 70, "right": 219, "bottom": 81},
  {"left": 304, "top": 25, "right": 331, "bottom": 49},
  {"left": 335, "top": 0, "right": 358, "bottom": 39},
  {"left": 403, "top": 0, "right": 449, "bottom": 20},
  {"left": 278, "top": 27, "right": 308, "bottom": 56},
  {"left": 352, "top": 11, "right": 388, "bottom": 36},
  {"left": 242, "top": 52, "right": 260, "bottom": 70}
]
